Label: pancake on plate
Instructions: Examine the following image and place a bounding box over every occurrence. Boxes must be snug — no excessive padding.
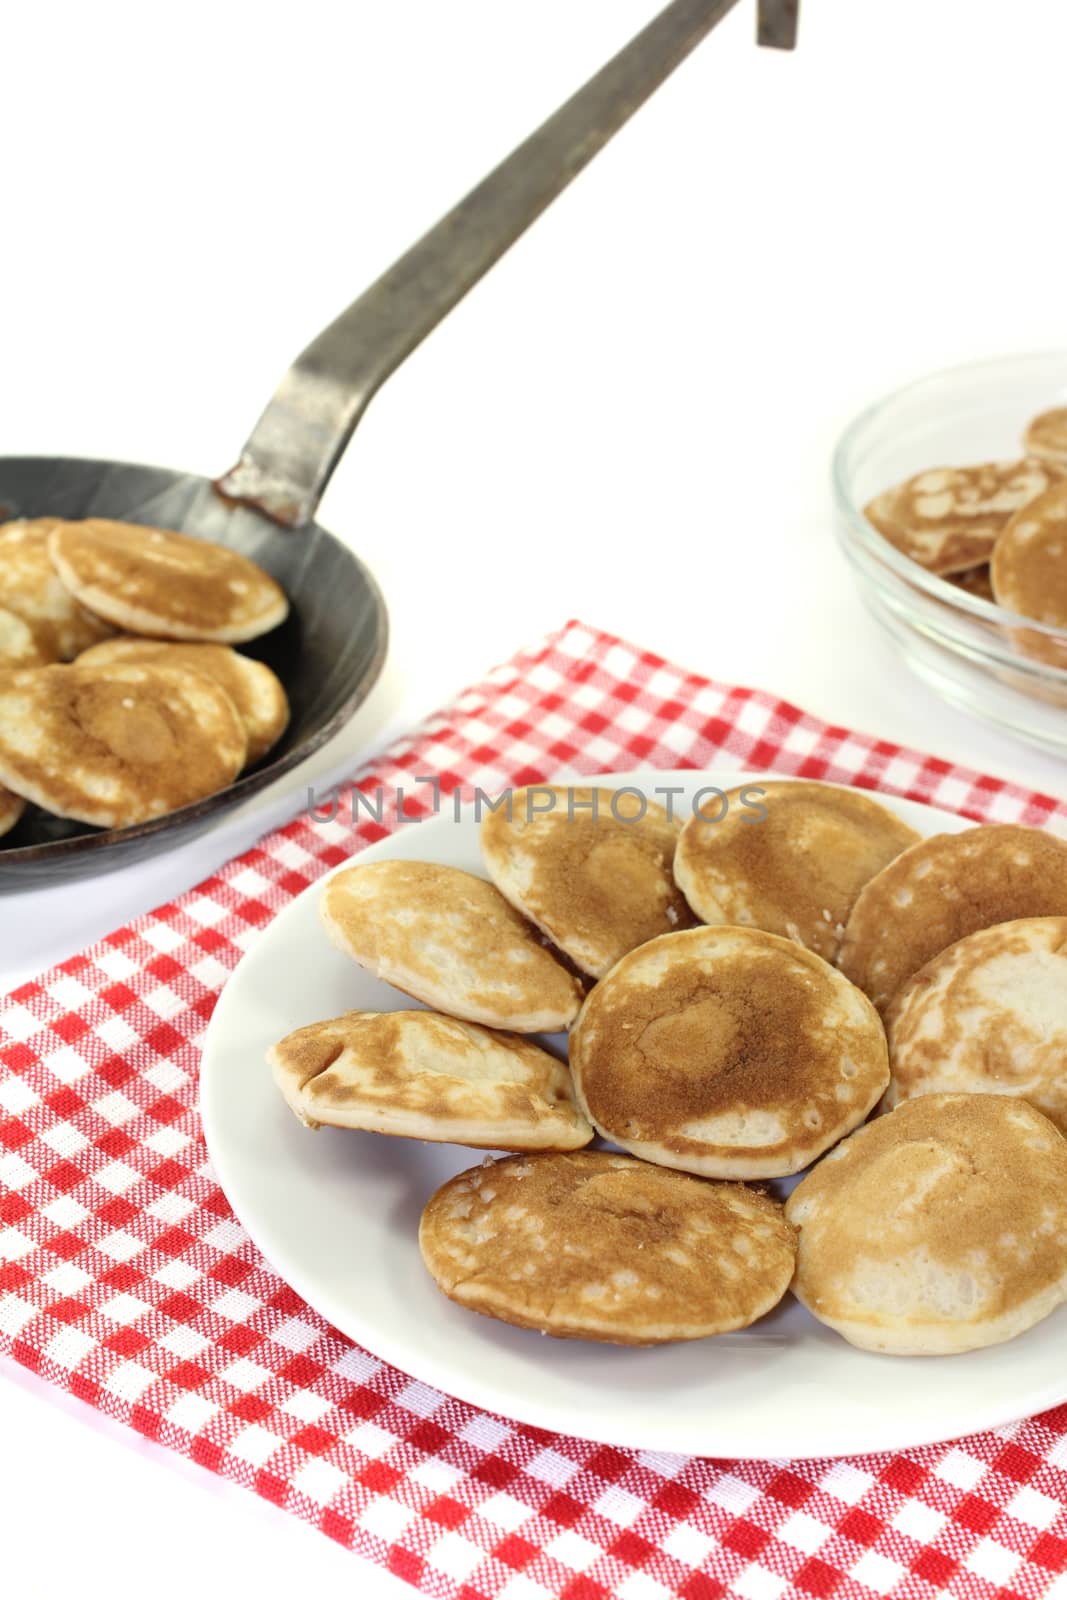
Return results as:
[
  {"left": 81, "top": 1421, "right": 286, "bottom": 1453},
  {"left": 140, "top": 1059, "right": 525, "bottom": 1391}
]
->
[
  {"left": 48, "top": 519, "right": 288, "bottom": 644},
  {"left": 270, "top": 1008, "right": 592, "bottom": 1150},
  {"left": 837, "top": 823, "right": 1067, "bottom": 1014},
  {"left": 320, "top": 860, "right": 584, "bottom": 1032},
  {"left": 786, "top": 1093, "right": 1067, "bottom": 1355},
  {"left": 0, "top": 518, "right": 113, "bottom": 660},
  {"left": 0, "top": 661, "right": 247, "bottom": 828},
  {"left": 569, "top": 926, "right": 888, "bottom": 1178},
  {"left": 674, "top": 780, "right": 919, "bottom": 961},
  {"left": 419, "top": 1149, "right": 796, "bottom": 1344},
  {"left": 863, "top": 459, "right": 1059, "bottom": 575},
  {"left": 78, "top": 637, "right": 288, "bottom": 766},
  {"left": 884, "top": 917, "right": 1067, "bottom": 1134},
  {"left": 1024, "top": 407, "right": 1067, "bottom": 468},
  {"left": 481, "top": 785, "right": 692, "bottom": 979},
  {"left": 0, "top": 785, "right": 24, "bottom": 839}
]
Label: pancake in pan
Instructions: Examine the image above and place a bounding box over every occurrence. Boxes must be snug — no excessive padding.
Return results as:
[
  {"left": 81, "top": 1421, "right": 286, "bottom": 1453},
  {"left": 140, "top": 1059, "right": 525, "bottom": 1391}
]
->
[
  {"left": 786, "top": 1093, "right": 1067, "bottom": 1354},
  {"left": 320, "top": 860, "right": 584, "bottom": 1032},
  {"left": 78, "top": 637, "right": 289, "bottom": 766},
  {"left": 0, "top": 661, "right": 247, "bottom": 828},
  {"left": 419, "top": 1150, "right": 796, "bottom": 1344},
  {"left": 0, "top": 606, "right": 47, "bottom": 668},
  {"left": 884, "top": 917, "right": 1067, "bottom": 1134},
  {"left": 837, "top": 824, "right": 1067, "bottom": 1014},
  {"left": 674, "top": 780, "right": 919, "bottom": 961},
  {"left": 48, "top": 519, "right": 288, "bottom": 644},
  {"left": 481, "top": 786, "right": 692, "bottom": 979},
  {"left": 0, "top": 785, "right": 24, "bottom": 839},
  {"left": 270, "top": 1009, "right": 592, "bottom": 1150},
  {"left": 0, "top": 518, "right": 112, "bottom": 661},
  {"left": 569, "top": 926, "right": 888, "bottom": 1178}
]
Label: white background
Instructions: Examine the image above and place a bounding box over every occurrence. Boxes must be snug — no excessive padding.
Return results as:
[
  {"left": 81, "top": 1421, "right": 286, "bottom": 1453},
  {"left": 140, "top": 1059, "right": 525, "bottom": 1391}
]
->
[{"left": 2, "top": 2, "right": 1067, "bottom": 1595}]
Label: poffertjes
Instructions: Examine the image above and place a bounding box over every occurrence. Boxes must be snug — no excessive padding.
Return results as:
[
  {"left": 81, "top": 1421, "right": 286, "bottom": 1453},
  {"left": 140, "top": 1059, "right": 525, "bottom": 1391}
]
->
[
  {"left": 270, "top": 1009, "right": 592, "bottom": 1150},
  {"left": 48, "top": 519, "right": 288, "bottom": 644},
  {"left": 420, "top": 1150, "right": 796, "bottom": 1344},
  {"left": 0, "top": 662, "right": 247, "bottom": 827},
  {"left": 837, "top": 824, "right": 1067, "bottom": 1014},
  {"left": 674, "top": 780, "right": 918, "bottom": 961},
  {"left": 481, "top": 786, "right": 692, "bottom": 978},
  {"left": 786, "top": 1094, "right": 1067, "bottom": 1354},
  {"left": 569, "top": 926, "right": 888, "bottom": 1178},
  {"left": 320, "top": 860, "right": 584, "bottom": 1032}
]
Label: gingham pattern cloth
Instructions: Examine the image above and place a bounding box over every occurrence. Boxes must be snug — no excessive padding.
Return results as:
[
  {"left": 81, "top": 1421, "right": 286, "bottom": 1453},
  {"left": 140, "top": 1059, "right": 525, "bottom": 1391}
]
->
[{"left": 2, "top": 619, "right": 1067, "bottom": 1600}]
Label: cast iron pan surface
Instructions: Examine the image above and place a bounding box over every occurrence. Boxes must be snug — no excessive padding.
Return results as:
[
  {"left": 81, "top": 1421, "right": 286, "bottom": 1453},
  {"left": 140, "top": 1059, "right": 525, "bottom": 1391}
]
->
[{"left": 0, "top": 458, "right": 387, "bottom": 887}]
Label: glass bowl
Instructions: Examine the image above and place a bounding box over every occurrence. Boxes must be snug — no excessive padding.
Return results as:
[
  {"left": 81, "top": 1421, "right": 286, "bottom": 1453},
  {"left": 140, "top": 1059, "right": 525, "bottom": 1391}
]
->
[{"left": 833, "top": 351, "right": 1067, "bottom": 756}]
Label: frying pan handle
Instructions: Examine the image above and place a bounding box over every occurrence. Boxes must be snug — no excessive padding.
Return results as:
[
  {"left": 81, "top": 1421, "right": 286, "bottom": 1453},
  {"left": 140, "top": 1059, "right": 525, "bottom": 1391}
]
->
[{"left": 216, "top": 0, "right": 798, "bottom": 528}]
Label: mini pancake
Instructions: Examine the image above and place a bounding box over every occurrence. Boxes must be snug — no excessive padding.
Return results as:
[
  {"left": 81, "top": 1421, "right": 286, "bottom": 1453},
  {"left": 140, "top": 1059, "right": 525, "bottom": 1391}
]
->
[
  {"left": 78, "top": 637, "right": 288, "bottom": 766},
  {"left": 863, "top": 459, "right": 1057, "bottom": 575},
  {"left": 1024, "top": 407, "right": 1067, "bottom": 468},
  {"left": 0, "top": 605, "right": 47, "bottom": 668},
  {"left": 320, "top": 861, "right": 584, "bottom": 1032},
  {"left": 0, "top": 518, "right": 113, "bottom": 660},
  {"left": 0, "top": 662, "right": 247, "bottom": 828},
  {"left": 269, "top": 1009, "right": 592, "bottom": 1150},
  {"left": 991, "top": 479, "right": 1067, "bottom": 635},
  {"left": 48, "top": 519, "right": 288, "bottom": 643},
  {"left": 569, "top": 926, "right": 888, "bottom": 1179},
  {"left": 419, "top": 1150, "right": 796, "bottom": 1345},
  {"left": 674, "top": 781, "right": 919, "bottom": 962},
  {"left": 948, "top": 564, "right": 994, "bottom": 603},
  {"left": 884, "top": 918, "right": 1067, "bottom": 1135},
  {"left": 786, "top": 1094, "right": 1067, "bottom": 1355},
  {"left": 480, "top": 786, "right": 693, "bottom": 979},
  {"left": 837, "top": 824, "right": 1067, "bottom": 1015},
  {"left": 0, "top": 785, "right": 24, "bottom": 839}
]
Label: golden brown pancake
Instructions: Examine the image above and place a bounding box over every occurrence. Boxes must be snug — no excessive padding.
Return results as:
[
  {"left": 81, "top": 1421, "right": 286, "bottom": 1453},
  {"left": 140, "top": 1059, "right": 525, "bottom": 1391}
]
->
[
  {"left": 48, "top": 519, "right": 288, "bottom": 643},
  {"left": 1024, "top": 407, "right": 1067, "bottom": 468},
  {"left": 320, "top": 861, "right": 584, "bottom": 1032},
  {"left": 0, "top": 785, "right": 24, "bottom": 839},
  {"left": 569, "top": 926, "right": 888, "bottom": 1178},
  {"left": 884, "top": 918, "right": 1067, "bottom": 1134},
  {"left": 674, "top": 781, "right": 919, "bottom": 961},
  {"left": 0, "top": 662, "right": 247, "bottom": 827},
  {"left": 990, "top": 479, "right": 1067, "bottom": 643},
  {"left": 948, "top": 564, "right": 995, "bottom": 603},
  {"left": 838, "top": 824, "right": 1067, "bottom": 1015},
  {"left": 864, "top": 460, "right": 1058, "bottom": 575},
  {"left": 420, "top": 1150, "right": 796, "bottom": 1344},
  {"left": 786, "top": 1094, "right": 1067, "bottom": 1354},
  {"left": 269, "top": 1009, "right": 592, "bottom": 1149},
  {"left": 0, "top": 519, "right": 113, "bottom": 660},
  {"left": 78, "top": 637, "right": 288, "bottom": 766},
  {"left": 480, "top": 786, "right": 693, "bottom": 979},
  {"left": 0, "top": 606, "right": 47, "bottom": 668}
]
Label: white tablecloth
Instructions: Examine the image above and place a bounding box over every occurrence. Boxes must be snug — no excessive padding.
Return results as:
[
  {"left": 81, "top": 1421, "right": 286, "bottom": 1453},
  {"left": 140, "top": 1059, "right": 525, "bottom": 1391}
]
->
[{"left": 4, "top": 3, "right": 1066, "bottom": 1595}]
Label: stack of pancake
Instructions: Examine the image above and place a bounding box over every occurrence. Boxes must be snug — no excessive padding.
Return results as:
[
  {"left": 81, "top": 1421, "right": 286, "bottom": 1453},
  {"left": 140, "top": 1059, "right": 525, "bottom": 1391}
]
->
[
  {"left": 269, "top": 778, "right": 1067, "bottom": 1356},
  {"left": 864, "top": 403, "right": 1067, "bottom": 652},
  {"left": 0, "top": 517, "right": 289, "bottom": 838}
]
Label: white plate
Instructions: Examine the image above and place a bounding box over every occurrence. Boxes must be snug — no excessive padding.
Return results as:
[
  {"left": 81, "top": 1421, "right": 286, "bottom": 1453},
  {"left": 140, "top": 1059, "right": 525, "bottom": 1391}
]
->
[{"left": 200, "top": 771, "right": 1067, "bottom": 1460}]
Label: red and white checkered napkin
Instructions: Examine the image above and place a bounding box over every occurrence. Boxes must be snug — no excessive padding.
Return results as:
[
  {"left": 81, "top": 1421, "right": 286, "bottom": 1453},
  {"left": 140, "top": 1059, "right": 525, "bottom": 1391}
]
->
[{"left": 3, "top": 620, "right": 1067, "bottom": 1600}]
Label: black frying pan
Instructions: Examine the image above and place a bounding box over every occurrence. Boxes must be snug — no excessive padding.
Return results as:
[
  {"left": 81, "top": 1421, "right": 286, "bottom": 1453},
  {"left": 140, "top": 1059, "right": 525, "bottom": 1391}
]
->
[{"left": 0, "top": 0, "right": 796, "bottom": 888}]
